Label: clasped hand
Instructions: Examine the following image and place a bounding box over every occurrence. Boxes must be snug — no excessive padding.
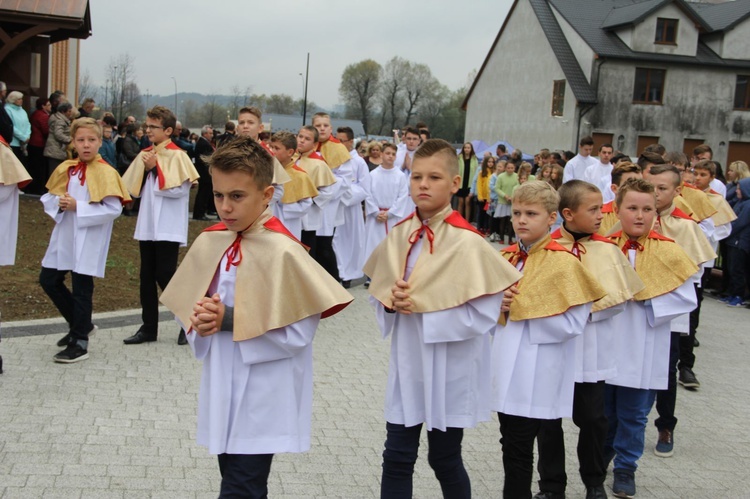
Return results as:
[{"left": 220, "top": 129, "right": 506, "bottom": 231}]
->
[{"left": 190, "top": 293, "right": 226, "bottom": 337}]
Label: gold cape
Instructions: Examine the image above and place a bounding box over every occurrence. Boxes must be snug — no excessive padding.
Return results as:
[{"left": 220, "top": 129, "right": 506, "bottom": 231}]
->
[
  {"left": 317, "top": 137, "right": 351, "bottom": 169},
  {"left": 258, "top": 140, "right": 291, "bottom": 185},
  {"left": 296, "top": 151, "right": 336, "bottom": 188},
  {"left": 0, "top": 137, "right": 31, "bottom": 188},
  {"left": 46, "top": 155, "right": 132, "bottom": 204},
  {"left": 281, "top": 161, "right": 319, "bottom": 204},
  {"left": 159, "top": 207, "right": 353, "bottom": 341},
  {"left": 121, "top": 140, "right": 200, "bottom": 197},
  {"left": 657, "top": 204, "right": 716, "bottom": 266},
  {"left": 609, "top": 230, "right": 698, "bottom": 301},
  {"left": 500, "top": 235, "right": 606, "bottom": 322},
  {"left": 551, "top": 227, "right": 645, "bottom": 313},
  {"left": 705, "top": 189, "right": 737, "bottom": 226},
  {"left": 678, "top": 183, "right": 717, "bottom": 222},
  {"left": 363, "top": 204, "right": 522, "bottom": 313},
  {"left": 597, "top": 201, "right": 619, "bottom": 236}
]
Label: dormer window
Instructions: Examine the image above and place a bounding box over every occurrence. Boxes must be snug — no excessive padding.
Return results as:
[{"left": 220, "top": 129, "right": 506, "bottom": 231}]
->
[{"left": 655, "top": 18, "right": 678, "bottom": 44}]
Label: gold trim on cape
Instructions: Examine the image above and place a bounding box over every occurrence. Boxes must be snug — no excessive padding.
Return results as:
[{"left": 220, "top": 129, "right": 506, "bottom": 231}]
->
[
  {"left": 160, "top": 207, "right": 353, "bottom": 342},
  {"left": 46, "top": 155, "right": 132, "bottom": 203},
  {"left": 296, "top": 152, "right": 336, "bottom": 188},
  {"left": 317, "top": 139, "right": 351, "bottom": 169},
  {"left": 363, "top": 204, "right": 522, "bottom": 313},
  {"left": 705, "top": 190, "right": 737, "bottom": 226},
  {"left": 657, "top": 203, "right": 716, "bottom": 266},
  {"left": 678, "top": 184, "right": 717, "bottom": 222},
  {"left": 281, "top": 163, "right": 319, "bottom": 204},
  {"left": 121, "top": 141, "right": 199, "bottom": 197}
]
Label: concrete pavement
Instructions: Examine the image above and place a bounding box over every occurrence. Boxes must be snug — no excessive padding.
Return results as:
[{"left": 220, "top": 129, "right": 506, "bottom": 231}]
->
[{"left": 1, "top": 288, "right": 749, "bottom": 498}]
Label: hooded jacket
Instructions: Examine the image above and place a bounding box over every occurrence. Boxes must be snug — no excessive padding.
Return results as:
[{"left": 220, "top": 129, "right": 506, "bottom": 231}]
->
[{"left": 728, "top": 178, "right": 750, "bottom": 252}]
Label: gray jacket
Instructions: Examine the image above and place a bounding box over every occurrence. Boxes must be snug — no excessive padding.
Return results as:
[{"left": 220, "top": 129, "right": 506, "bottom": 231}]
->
[{"left": 43, "top": 112, "right": 71, "bottom": 160}]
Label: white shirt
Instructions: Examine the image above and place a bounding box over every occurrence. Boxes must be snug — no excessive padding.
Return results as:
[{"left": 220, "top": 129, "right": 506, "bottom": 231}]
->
[
  {"left": 563, "top": 154, "right": 598, "bottom": 183},
  {"left": 0, "top": 184, "right": 20, "bottom": 266},
  {"left": 133, "top": 173, "right": 192, "bottom": 245}
]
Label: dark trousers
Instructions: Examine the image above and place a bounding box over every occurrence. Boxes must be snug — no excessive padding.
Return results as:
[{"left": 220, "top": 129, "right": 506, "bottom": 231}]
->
[
  {"left": 217, "top": 453, "right": 274, "bottom": 499},
  {"left": 301, "top": 230, "right": 317, "bottom": 260},
  {"left": 490, "top": 214, "right": 500, "bottom": 235},
  {"left": 655, "top": 331, "right": 681, "bottom": 432},
  {"left": 498, "top": 412, "right": 545, "bottom": 499},
  {"left": 536, "top": 381, "right": 608, "bottom": 493},
  {"left": 727, "top": 246, "right": 749, "bottom": 298},
  {"left": 381, "top": 422, "right": 470, "bottom": 499},
  {"left": 498, "top": 216, "right": 512, "bottom": 240},
  {"left": 680, "top": 280, "right": 703, "bottom": 370},
  {"left": 139, "top": 240, "right": 179, "bottom": 334},
  {"left": 25, "top": 145, "right": 48, "bottom": 194},
  {"left": 39, "top": 268, "right": 94, "bottom": 344},
  {"left": 475, "top": 199, "right": 489, "bottom": 232},
  {"left": 192, "top": 175, "right": 213, "bottom": 219},
  {"left": 315, "top": 234, "right": 339, "bottom": 281}
]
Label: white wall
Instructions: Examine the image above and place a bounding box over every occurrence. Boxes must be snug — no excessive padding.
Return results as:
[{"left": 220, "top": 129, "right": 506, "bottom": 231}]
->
[
  {"left": 722, "top": 19, "right": 750, "bottom": 60},
  {"left": 631, "top": 4, "right": 699, "bottom": 57},
  {"left": 465, "top": 0, "right": 578, "bottom": 152}
]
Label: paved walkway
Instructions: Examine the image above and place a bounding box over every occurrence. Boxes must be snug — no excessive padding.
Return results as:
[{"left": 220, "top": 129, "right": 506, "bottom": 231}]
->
[{"left": 1, "top": 288, "right": 749, "bottom": 498}]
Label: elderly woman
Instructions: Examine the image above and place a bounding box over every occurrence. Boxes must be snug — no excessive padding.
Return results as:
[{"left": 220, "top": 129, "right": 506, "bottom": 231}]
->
[
  {"left": 4, "top": 91, "right": 31, "bottom": 163},
  {"left": 43, "top": 101, "right": 73, "bottom": 175}
]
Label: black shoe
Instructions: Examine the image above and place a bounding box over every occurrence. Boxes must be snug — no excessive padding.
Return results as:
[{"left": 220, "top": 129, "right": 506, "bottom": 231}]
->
[
  {"left": 123, "top": 329, "right": 157, "bottom": 345},
  {"left": 193, "top": 216, "right": 211, "bottom": 221},
  {"left": 341, "top": 280, "right": 351, "bottom": 289},
  {"left": 678, "top": 367, "right": 700, "bottom": 389},
  {"left": 53, "top": 343, "right": 89, "bottom": 364},
  {"left": 57, "top": 325, "right": 98, "bottom": 347},
  {"left": 693, "top": 336, "right": 700, "bottom": 347},
  {"left": 585, "top": 485, "right": 607, "bottom": 499},
  {"left": 532, "top": 492, "right": 565, "bottom": 499},
  {"left": 0, "top": 354, "right": 3, "bottom": 374},
  {"left": 177, "top": 330, "right": 188, "bottom": 345}
]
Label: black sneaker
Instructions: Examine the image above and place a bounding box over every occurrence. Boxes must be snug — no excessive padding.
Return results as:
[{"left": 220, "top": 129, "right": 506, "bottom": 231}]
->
[
  {"left": 53, "top": 343, "right": 89, "bottom": 364},
  {"left": 56, "top": 325, "right": 98, "bottom": 347},
  {"left": 612, "top": 471, "right": 636, "bottom": 498},
  {"left": 532, "top": 492, "right": 565, "bottom": 499},
  {"left": 678, "top": 367, "right": 700, "bottom": 389}
]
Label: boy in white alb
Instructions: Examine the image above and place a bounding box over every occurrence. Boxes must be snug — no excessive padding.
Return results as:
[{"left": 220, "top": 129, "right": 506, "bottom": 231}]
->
[
  {"left": 160, "top": 137, "right": 352, "bottom": 498},
  {"left": 121, "top": 106, "right": 200, "bottom": 346},
  {"left": 40, "top": 118, "right": 131, "bottom": 363},
  {"left": 363, "top": 143, "right": 410, "bottom": 288},
  {"left": 267, "top": 131, "right": 318, "bottom": 240},
  {"left": 0, "top": 134, "right": 31, "bottom": 266},
  {"left": 492, "top": 181, "right": 606, "bottom": 499},
  {"left": 364, "top": 139, "right": 522, "bottom": 498},
  {"left": 604, "top": 178, "right": 698, "bottom": 498}
]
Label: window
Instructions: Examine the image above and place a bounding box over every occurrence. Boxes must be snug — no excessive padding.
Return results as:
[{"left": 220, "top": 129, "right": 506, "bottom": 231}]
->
[
  {"left": 551, "top": 80, "right": 565, "bottom": 116},
  {"left": 633, "top": 68, "right": 666, "bottom": 104},
  {"left": 655, "top": 18, "right": 678, "bottom": 44},
  {"left": 734, "top": 75, "right": 750, "bottom": 110}
]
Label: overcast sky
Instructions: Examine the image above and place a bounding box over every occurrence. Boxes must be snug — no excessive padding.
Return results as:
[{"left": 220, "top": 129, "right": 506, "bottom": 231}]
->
[{"left": 80, "top": 0, "right": 514, "bottom": 109}]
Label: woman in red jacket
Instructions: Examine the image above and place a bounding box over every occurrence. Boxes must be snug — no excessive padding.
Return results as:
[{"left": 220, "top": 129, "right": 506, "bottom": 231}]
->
[{"left": 27, "top": 98, "right": 51, "bottom": 194}]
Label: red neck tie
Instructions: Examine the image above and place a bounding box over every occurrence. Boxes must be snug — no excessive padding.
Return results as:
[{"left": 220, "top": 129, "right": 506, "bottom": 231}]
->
[
  {"left": 622, "top": 239, "right": 643, "bottom": 255},
  {"left": 508, "top": 248, "right": 528, "bottom": 268},
  {"left": 408, "top": 222, "right": 435, "bottom": 254},
  {"left": 224, "top": 232, "right": 243, "bottom": 271},
  {"left": 69, "top": 161, "right": 87, "bottom": 186}
]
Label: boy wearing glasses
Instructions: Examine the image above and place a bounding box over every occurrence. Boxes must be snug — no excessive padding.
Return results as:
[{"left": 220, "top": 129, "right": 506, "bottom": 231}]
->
[{"left": 121, "top": 106, "right": 200, "bottom": 346}]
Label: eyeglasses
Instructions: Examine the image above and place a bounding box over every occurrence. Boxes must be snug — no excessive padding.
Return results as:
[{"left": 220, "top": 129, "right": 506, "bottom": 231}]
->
[{"left": 145, "top": 125, "right": 164, "bottom": 131}]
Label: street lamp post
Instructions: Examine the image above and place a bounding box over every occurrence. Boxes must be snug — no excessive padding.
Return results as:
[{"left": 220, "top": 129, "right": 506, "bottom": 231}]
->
[
  {"left": 171, "top": 76, "right": 177, "bottom": 117},
  {"left": 302, "top": 53, "right": 309, "bottom": 126}
]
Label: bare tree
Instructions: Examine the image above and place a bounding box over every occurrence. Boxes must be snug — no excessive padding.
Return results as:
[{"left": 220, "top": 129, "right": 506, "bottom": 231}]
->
[
  {"left": 378, "top": 57, "right": 409, "bottom": 134},
  {"left": 339, "top": 59, "right": 382, "bottom": 134},
  {"left": 77, "top": 70, "right": 98, "bottom": 106},
  {"left": 228, "top": 85, "right": 243, "bottom": 118},
  {"left": 403, "top": 63, "right": 440, "bottom": 125},
  {"left": 104, "top": 54, "right": 137, "bottom": 122}
]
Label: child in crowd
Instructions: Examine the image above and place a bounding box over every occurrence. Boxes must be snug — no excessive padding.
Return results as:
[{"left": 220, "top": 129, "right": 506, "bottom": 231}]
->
[
  {"left": 98, "top": 123, "right": 117, "bottom": 167},
  {"left": 121, "top": 106, "right": 200, "bottom": 346},
  {"left": 549, "top": 165, "right": 564, "bottom": 190},
  {"left": 470, "top": 155, "right": 494, "bottom": 234},
  {"left": 492, "top": 181, "right": 605, "bottom": 499},
  {"left": 605, "top": 178, "right": 697, "bottom": 498},
  {"left": 40, "top": 118, "right": 131, "bottom": 363},
  {"left": 488, "top": 160, "right": 506, "bottom": 242},
  {"left": 725, "top": 178, "right": 750, "bottom": 306},
  {"left": 363, "top": 142, "right": 410, "bottom": 288},
  {"left": 494, "top": 160, "right": 519, "bottom": 244},
  {"left": 538, "top": 164, "right": 552, "bottom": 182},
  {"left": 599, "top": 162, "right": 642, "bottom": 236},
  {"left": 159, "top": 137, "right": 352, "bottom": 498},
  {"left": 536, "top": 181, "right": 644, "bottom": 499},
  {"left": 267, "top": 131, "right": 319, "bottom": 240},
  {"left": 364, "top": 139, "right": 521, "bottom": 498}
]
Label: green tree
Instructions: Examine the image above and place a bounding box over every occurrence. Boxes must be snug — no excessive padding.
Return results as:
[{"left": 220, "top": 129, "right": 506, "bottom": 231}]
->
[{"left": 339, "top": 59, "right": 382, "bottom": 134}]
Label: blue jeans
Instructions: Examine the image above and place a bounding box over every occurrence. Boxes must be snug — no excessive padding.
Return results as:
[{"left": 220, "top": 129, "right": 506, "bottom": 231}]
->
[
  {"left": 381, "top": 422, "right": 470, "bottom": 499},
  {"left": 603, "top": 384, "right": 654, "bottom": 474}
]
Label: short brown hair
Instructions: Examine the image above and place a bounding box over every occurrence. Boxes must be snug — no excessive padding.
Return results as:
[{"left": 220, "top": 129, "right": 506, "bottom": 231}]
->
[
  {"left": 413, "top": 139, "right": 458, "bottom": 176},
  {"left": 270, "top": 131, "right": 297, "bottom": 151},
  {"left": 239, "top": 107, "right": 262, "bottom": 120},
  {"left": 647, "top": 164, "right": 682, "bottom": 187},
  {"left": 637, "top": 151, "right": 664, "bottom": 170},
  {"left": 693, "top": 159, "right": 716, "bottom": 177},
  {"left": 299, "top": 125, "right": 319, "bottom": 142},
  {"left": 146, "top": 106, "right": 176, "bottom": 132},
  {"left": 615, "top": 178, "right": 655, "bottom": 208},
  {"left": 70, "top": 117, "right": 102, "bottom": 139},
  {"left": 580, "top": 136, "right": 594, "bottom": 147},
  {"left": 612, "top": 162, "right": 641, "bottom": 186},
  {"left": 208, "top": 136, "right": 273, "bottom": 189},
  {"left": 664, "top": 151, "right": 688, "bottom": 167},
  {"left": 693, "top": 144, "right": 713, "bottom": 158},
  {"left": 643, "top": 143, "right": 666, "bottom": 156},
  {"left": 382, "top": 143, "right": 397, "bottom": 153},
  {"left": 558, "top": 180, "right": 601, "bottom": 213},
  {"left": 513, "top": 180, "right": 560, "bottom": 214}
]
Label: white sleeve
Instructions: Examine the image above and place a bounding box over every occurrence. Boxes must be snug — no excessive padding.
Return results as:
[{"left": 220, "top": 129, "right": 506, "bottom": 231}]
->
[
  {"left": 698, "top": 216, "right": 715, "bottom": 242},
  {"left": 282, "top": 198, "right": 313, "bottom": 220},
  {"left": 154, "top": 180, "right": 192, "bottom": 199},
  {"left": 271, "top": 183, "right": 284, "bottom": 206},
  {"left": 40, "top": 193, "right": 64, "bottom": 223},
  {"left": 646, "top": 280, "right": 697, "bottom": 327},
  {"left": 713, "top": 222, "right": 731, "bottom": 242},
  {"left": 237, "top": 314, "right": 319, "bottom": 365},
  {"left": 312, "top": 182, "right": 335, "bottom": 209},
  {"left": 182, "top": 319, "right": 212, "bottom": 361},
  {"left": 76, "top": 196, "right": 123, "bottom": 228},
  {"left": 527, "top": 303, "right": 591, "bottom": 344},
  {"left": 370, "top": 295, "right": 397, "bottom": 339},
  {"left": 563, "top": 164, "right": 574, "bottom": 184},
  {"left": 0, "top": 184, "right": 16, "bottom": 203},
  {"left": 346, "top": 160, "right": 371, "bottom": 206},
  {"left": 421, "top": 293, "right": 503, "bottom": 343},
  {"left": 389, "top": 177, "right": 412, "bottom": 219},
  {"left": 589, "top": 301, "right": 626, "bottom": 323}
]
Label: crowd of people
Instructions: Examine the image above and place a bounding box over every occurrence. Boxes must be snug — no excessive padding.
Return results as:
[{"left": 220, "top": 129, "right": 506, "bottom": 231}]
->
[{"left": 1, "top": 83, "right": 749, "bottom": 499}]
